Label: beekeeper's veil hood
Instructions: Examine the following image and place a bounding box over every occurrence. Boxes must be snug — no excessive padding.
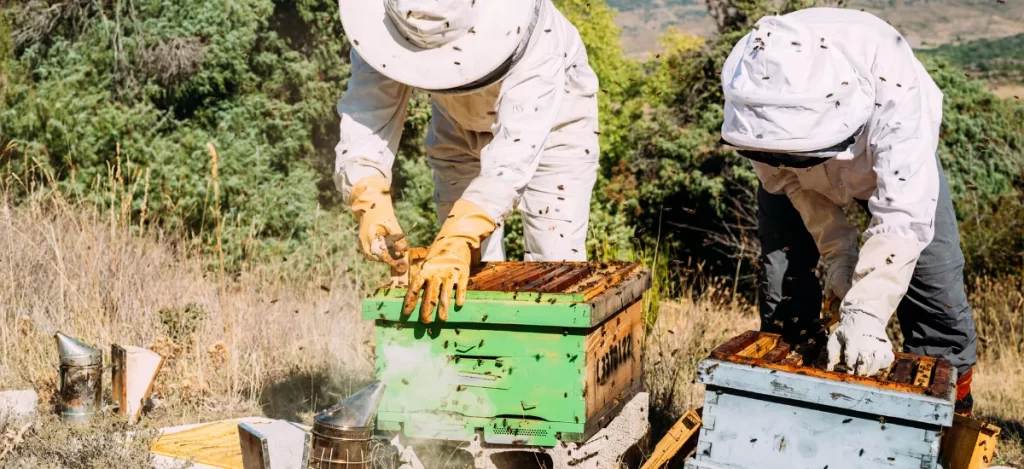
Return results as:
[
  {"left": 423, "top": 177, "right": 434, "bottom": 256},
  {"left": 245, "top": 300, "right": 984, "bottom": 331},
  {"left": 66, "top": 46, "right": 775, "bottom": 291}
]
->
[
  {"left": 339, "top": 0, "right": 539, "bottom": 92},
  {"left": 720, "top": 14, "right": 874, "bottom": 155}
]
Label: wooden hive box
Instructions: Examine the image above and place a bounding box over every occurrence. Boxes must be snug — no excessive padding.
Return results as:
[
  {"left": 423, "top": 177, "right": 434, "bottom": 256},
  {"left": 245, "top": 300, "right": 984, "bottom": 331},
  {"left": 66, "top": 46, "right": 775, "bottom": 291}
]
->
[
  {"left": 363, "top": 260, "right": 651, "bottom": 446},
  {"left": 685, "top": 330, "right": 957, "bottom": 469}
]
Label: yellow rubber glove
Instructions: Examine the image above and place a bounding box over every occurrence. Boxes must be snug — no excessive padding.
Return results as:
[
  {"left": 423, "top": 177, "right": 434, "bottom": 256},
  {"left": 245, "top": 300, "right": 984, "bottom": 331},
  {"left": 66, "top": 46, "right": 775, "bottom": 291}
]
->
[
  {"left": 350, "top": 176, "right": 408, "bottom": 267},
  {"left": 402, "top": 199, "right": 496, "bottom": 324}
]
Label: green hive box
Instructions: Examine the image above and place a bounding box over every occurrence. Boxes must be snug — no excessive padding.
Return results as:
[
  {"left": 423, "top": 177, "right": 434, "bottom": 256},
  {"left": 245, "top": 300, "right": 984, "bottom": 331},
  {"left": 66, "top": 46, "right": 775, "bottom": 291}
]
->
[{"left": 363, "top": 261, "right": 651, "bottom": 446}]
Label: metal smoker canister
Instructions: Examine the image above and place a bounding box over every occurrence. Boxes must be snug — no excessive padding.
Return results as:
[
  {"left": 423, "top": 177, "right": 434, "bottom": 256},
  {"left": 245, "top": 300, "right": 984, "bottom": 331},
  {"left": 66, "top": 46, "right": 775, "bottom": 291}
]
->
[
  {"left": 310, "top": 381, "right": 385, "bottom": 469},
  {"left": 56, "top": 332, "right": 103, "bottom": 423}
]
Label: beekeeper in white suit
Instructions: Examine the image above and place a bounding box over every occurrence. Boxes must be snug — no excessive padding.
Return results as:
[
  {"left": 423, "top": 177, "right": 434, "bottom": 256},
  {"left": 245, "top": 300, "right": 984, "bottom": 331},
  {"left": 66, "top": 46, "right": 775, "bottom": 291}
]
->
[
  {"left": 720, "top": 8, "right": 978, "bottom": 414},
  {"left": 334, "top": 0, "right": 600, "bottom": 323}
]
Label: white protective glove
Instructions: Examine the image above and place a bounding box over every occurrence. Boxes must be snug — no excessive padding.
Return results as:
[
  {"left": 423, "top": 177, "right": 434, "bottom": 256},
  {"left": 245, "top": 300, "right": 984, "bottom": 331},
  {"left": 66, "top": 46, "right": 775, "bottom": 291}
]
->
[
  {"left": 826, "top": 310, "right": 895, "bottom": 376},
  {"left": 826, "top": 234, "right": 922, "bottom": 377}
]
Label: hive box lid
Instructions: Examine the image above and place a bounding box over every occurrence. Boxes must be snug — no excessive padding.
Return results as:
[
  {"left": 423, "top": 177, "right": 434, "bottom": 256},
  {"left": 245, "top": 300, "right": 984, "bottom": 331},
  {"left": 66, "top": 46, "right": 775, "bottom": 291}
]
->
[
  {"left": 363, "top": 262, "right": 651, "bottom": 328},
  {"left": 697, "top": 331, "right": 957, "bottom": 427}
]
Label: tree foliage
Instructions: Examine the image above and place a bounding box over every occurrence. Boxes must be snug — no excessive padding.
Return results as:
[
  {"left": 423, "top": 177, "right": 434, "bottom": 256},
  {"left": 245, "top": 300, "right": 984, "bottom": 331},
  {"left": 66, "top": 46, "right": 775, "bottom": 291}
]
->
[
  {"left": 2, "top": 0, "right": 1021, "bottom": 280},
  {"left": 920, "top": 34, "right": 1024, "bottom": 84}
]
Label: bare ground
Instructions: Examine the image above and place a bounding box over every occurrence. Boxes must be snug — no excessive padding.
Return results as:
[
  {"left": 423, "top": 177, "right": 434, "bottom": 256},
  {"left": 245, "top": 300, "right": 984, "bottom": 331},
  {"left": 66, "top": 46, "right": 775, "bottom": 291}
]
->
[{"left": 615, "top": 0, "right": 1024, "bottom": 57}]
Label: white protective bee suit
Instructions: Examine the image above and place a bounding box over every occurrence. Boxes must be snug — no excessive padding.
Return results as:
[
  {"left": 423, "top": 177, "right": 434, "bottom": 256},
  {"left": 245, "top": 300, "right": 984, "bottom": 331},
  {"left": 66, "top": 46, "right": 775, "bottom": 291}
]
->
[
  {"left": 720, "top": 8, "right": 977, "bottom": 400},
  {"left": 334, "top": 0, "right": 599, "bottom": 264}
]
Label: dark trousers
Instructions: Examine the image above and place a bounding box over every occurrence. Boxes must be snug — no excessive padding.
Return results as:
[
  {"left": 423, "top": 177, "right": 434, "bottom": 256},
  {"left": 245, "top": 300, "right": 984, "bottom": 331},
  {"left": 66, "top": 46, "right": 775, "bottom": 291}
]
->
[{"left": 756, "top": 158, "right": 978, "bottom": 376}]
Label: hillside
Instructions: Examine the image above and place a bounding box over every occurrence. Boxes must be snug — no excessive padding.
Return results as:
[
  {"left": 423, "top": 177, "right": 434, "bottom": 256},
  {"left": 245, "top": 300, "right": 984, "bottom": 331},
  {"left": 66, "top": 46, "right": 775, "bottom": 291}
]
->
[
  {"left": 615, "top": 0, "right": 1024, "bottom": 57},
  {"left": 922, "top": 34, "right": 1024, "bottom": 82}
]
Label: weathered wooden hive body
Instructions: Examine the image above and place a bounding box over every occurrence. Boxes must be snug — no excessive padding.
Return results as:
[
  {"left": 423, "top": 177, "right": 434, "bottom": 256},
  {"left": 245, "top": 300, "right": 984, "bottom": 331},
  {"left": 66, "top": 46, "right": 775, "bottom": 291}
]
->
[
  {"left": 362, "top": 261, "right": 651, "bottom": 446},
  {"left": 686, "top": 330, "right": 957, "bottom": 469}
]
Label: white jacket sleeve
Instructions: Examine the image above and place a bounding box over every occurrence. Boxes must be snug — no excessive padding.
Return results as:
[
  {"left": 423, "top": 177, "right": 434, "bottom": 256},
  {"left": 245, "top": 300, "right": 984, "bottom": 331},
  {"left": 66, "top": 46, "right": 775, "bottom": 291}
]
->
[
  {"left": 844, "top": 36, "right": 942, "bottom": 318},
  {"left": 333, "top": 50, "right": 414, "bottom": 204},
  {"left": 460, "top": 54, "right": 566, "bottom": 222},
  {"left": 752, "top": 162, "right": 859, "bottom": 267}
]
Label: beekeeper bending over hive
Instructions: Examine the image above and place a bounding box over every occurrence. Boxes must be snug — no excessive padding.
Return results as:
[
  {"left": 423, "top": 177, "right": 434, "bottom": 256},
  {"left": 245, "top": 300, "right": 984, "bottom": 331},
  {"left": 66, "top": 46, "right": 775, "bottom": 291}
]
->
[
  {"left": 334, "top": 0, "right": 600, "bottom": 323},
  {"left": 719, "top": 8, "right": 977, "bottom": 414}
]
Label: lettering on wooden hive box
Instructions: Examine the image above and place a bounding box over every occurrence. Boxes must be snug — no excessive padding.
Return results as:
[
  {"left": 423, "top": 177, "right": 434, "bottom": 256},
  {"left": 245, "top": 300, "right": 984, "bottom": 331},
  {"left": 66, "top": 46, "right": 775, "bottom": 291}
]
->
[
  {"left": 362, "top": 260, "right": 652, "bottom": 447},
  {"left": 688, "top": 330, "right": 958, "bottom": 469}
]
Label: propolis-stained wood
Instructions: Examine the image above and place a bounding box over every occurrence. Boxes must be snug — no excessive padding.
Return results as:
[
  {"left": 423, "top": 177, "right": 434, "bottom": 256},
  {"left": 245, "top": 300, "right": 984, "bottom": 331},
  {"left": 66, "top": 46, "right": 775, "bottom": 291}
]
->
[
  {"left": 707, "top": 330, "right": 955, "bottom": 398},
  {"left": 365, "top": 260, "right": 652, "bottom": 328},
  {"left": 366, "top": 260, "right": 651, "bottom": 447}
]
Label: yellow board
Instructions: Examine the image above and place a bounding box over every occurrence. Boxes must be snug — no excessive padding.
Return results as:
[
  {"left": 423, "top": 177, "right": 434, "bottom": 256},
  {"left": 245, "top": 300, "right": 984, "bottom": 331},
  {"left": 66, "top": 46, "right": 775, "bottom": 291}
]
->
[
  {"left": 150, "top": 420, "right": 255, "bottom": 469},
  {"left": 940, "top": 414, "right": 1001, "bottom": 469},
  {"left": 641, "top": 410, "right": 702, "bottom": 469}
]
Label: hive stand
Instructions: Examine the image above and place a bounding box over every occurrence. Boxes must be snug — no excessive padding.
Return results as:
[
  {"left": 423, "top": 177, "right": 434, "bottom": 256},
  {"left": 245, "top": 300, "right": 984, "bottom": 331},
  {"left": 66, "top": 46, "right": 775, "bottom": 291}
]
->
[
  {"left": 686, "top": 330, "right": 957, "bottom": 469},
  {"left": 390, "top": 391, "right": 650, "bottom": 469}
]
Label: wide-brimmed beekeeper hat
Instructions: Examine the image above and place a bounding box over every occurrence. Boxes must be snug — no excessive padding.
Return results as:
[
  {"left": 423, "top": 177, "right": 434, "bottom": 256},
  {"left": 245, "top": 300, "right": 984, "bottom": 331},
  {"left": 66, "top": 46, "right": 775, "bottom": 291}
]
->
[
  {"left": 339, "top": 0, "right": 539, "bottom": 91},
  {"left": 720, "top": 12, "right": 874, "bottom": 155}
]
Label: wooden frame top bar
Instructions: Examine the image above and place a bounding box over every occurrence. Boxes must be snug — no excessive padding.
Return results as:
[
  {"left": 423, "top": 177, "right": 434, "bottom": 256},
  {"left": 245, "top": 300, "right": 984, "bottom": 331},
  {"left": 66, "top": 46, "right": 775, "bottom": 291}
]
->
[{"left": 708, "top": 330, "right": 955, "bottom": 398}]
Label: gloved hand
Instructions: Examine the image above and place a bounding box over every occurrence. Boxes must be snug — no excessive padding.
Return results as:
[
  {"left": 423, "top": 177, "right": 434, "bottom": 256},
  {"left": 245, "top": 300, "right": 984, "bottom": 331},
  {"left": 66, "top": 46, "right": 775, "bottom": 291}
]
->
[
  {"left": 402, "top": 199, "right": 496, "bottom": 323},
  {"left": 350, "top": 176, "right": 408, "bottom": 267},
  {"left": 825, "top": 233, "right": 921, "bottom": 377},
  {"left": 826, "top": 310, "right": 895, "bottom": 376},
  {"left": 821, "top": 254, "right": 855, "bottom": 327},
  {"left": 824, "top": 254, "right": 856, "bottom": 300}
]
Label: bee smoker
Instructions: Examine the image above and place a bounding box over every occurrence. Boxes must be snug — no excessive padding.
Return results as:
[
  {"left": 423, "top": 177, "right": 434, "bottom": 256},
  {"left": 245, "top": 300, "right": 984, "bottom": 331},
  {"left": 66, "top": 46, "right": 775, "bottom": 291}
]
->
[
  {"left": 309, "top": 381, "right": 386, "bottom": 469},
  {"left": 56, "top": 332, "right": 103, "bottom": 423}
]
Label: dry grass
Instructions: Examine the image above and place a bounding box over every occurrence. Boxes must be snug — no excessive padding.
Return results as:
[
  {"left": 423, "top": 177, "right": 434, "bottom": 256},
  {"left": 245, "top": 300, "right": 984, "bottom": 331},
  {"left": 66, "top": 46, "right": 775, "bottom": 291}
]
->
[
  {"left": 644, "top": 288, "right": 758, "bottom": 437},
  {"left": 967, "top": 275, "right": 1024, "bottom": 467},
  {"left": 1, "top": 414, "right": 187, "bottom": 469},
  {"left": 0, "top": 185, "right": 384, "bottom": 430},
  {"left": 0, "top": 183, "right": 1022, "bottom": 467}
]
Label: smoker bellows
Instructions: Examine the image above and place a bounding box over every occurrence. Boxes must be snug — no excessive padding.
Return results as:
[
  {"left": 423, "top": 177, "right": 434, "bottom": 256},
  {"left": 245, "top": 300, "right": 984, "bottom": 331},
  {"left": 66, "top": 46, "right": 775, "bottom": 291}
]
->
[{"left": 363, "top": 260, "right": 651, "bottom": 446}]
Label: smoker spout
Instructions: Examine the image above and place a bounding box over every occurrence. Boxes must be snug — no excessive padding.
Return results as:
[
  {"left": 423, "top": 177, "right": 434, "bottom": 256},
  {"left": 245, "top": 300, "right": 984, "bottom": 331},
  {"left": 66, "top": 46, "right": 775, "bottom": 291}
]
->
[
  {"left": 315, "top": 380, "right": 386, "bottom": 429},
  {"left": 56, "top": 331, "right": 102, "bottom": 367}
]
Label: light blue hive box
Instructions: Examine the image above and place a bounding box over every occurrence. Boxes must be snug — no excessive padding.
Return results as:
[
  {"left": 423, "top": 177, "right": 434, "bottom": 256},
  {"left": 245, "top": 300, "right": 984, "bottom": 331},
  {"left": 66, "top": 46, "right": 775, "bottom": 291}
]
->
[{"left": 685, "top": 330, "right": 957, "bottom": 469}]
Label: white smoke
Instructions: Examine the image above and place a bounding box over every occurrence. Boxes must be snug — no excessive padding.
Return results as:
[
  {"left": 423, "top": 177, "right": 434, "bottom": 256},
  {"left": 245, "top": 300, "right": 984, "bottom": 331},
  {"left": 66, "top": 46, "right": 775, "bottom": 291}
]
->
[
  {"left": 378, "top": 342, "right": 460, "bottom": 408},
  {"left": 27, "top": 309, "right": 59, "bottom": 337}
]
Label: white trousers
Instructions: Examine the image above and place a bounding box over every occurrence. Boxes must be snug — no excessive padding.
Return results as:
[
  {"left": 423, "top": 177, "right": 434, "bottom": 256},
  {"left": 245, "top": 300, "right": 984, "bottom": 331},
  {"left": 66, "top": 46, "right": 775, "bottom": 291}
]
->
[{"left": 425, "top": 94, "right": 598, "bottom": 262}]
